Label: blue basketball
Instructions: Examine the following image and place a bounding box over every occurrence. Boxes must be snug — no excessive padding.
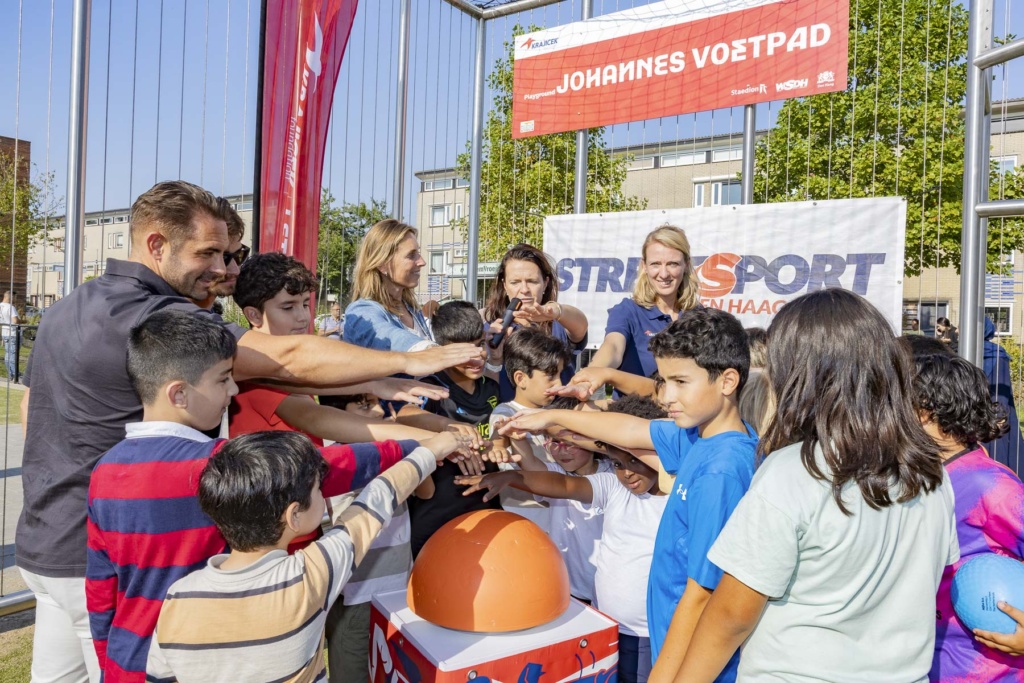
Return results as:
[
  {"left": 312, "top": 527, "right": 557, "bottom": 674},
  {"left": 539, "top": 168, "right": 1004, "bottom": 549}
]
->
[{"left": 951, "top": 553, "right": 1024, "bottom": 634}]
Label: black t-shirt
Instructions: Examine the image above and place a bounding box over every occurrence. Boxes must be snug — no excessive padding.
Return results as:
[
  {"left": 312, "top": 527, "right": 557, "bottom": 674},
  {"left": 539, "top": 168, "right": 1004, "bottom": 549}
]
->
[
  {"left": 410, "top": 372, "right": 502, "bottom": 556},
  {"left": 19, "top": 259, "right": 246, "bottom": 577}
]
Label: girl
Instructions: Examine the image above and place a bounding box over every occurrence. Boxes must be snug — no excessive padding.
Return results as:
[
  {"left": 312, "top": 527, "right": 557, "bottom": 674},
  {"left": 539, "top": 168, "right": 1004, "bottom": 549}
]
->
[
  {"left": 673, "top": 289, "right": 957, "bottom": 683},
  {"left": 909, "top": 352, "right": 1024, "bottom": 682}
]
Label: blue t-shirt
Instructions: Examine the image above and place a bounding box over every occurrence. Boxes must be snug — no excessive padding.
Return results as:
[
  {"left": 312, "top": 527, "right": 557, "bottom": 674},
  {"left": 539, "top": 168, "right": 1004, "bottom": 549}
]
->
[
  {"left": 498, "top": 321, "right": 587, "bottom": 402},
  {"left": 647, "top": 419, "right": 758, "bottom": 681},
  {"left": 605, "top": 298, "right": 673, "bottom": 380}
]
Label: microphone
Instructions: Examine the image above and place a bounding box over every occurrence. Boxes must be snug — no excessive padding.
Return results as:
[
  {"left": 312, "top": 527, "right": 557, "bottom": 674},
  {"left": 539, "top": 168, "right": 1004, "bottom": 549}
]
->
[{"left": 489, "top": 298, "right": 522, "bottom": 349}]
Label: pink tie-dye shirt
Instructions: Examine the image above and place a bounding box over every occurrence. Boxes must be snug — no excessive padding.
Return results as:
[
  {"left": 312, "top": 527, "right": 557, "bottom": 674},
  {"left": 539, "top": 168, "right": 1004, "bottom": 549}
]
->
[{"left": 931, "top": 447, "right": 1024, "bottom": 682}]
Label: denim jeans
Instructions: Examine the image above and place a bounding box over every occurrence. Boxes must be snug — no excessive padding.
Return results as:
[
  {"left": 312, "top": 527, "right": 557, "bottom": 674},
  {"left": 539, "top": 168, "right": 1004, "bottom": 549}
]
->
[
  {"left": 4, "top": 335, "right": 17, "bottom": 380},
  {"left": 618, "top": 633, "right": 652, "bottom": 683}
]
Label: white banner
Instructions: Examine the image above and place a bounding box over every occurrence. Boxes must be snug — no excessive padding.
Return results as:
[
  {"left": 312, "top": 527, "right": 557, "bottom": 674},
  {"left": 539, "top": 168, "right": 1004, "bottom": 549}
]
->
[{"left": 543, "top": 198, "right": 907, "bottom": 349}]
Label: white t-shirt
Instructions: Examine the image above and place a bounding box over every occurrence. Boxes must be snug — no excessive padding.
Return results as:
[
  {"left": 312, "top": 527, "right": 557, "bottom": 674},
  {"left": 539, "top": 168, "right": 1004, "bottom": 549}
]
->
[
  {"left": 541, "top": 460, "right": 612, "bottom": 603},
  {"left": 0, "top": 302, "right": 16, "bottom": 339},
  {"left": 587, "top": 471, "right": 667, "bottom": 637},
  {"left": 489, "top": 401, "right": 553, "bottom": 533},
  {"left": 707, "top": 442, "right": 958, "bottom": 683}
]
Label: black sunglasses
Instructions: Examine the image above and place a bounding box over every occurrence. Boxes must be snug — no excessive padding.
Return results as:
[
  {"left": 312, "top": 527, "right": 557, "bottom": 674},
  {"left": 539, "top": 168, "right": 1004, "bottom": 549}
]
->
[{"left": 223, "top": 244, "right": 251, "bottom": 266}]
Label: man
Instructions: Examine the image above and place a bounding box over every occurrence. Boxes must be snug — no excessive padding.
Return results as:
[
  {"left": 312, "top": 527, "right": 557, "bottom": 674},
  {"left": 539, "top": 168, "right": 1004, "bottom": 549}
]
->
[
  {"left": 319, "top": 302, "right": 343, "bottom": 339},
  {"left": 0, "top": 290, "right": 20, "bottom": 380},
  {"left": 193, "top": 205, "right": 248, "bottom": 310},
  {"left": 17, "top": 180, "right": 481, "bottom": 682}
]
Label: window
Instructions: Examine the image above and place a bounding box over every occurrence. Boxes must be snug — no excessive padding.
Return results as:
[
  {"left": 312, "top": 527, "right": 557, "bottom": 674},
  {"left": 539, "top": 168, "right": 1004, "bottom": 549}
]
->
[
  {"left": 430, "top": 205, "right": 451, "bottom": 226},
  {"left": 85, "top": 218, "right": 98, "bottom": 226},
  {"left": 993, "top": 155, "right": 1018, "bottom": 175},
  {"left": 101, "top": 217, "right": 113, "bottom": 224},
  {"left": 114, "top": 215, "right": 128, "bottom": 223},
  {"left": 693, "top": 184, "right": 706, "bottom": 208},
  {"left": 108, "top": 232, "right": 124, "bottom": 249},
  {"left": 902, "top": 301, "right": 948, "bottom": 336},
  {"left": 985, "top": 305, "right": 1013, "bottom": 336},
  {"left": 454, "top": 245, "right": 467, "bottom": 258},
  {"left": 422, "top": 179, "right": 455, "bottom": 192},
  {"left": 661, "top": 151, "right": 707, "bottom": 167},
  {"left": 628, "top": 156, "right": 656, "bottom": 171},
  {"left": 428, "top": 251, "right": 447, "bottom": 275},
  {"left": 712, "top": 179, "right": 742, "bottom": 206},
  {"left": 234, "top": 201, "right": 253, "bottom": 211},
  {"left": 712, "top": 148, "right": 743, "bottom": 162},
  {"left": 455, "top": 178, "right": 470, "bottom": 188},
  {"left": 455, "top": 203, "right": 464, "bottom": 220}
]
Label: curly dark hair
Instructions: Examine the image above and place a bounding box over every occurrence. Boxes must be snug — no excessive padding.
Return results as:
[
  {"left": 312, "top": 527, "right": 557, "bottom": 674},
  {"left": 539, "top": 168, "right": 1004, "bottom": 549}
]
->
[
  {"left": 233, "top": 252, "right": 318, "bottom": 313},
  {"left": 911, "top": 353, "right": 1008, "bottom": 445},
  {"left": 607, "top": 393, "right": 668, "bottom": 420},
  {"left": 648, "top": 307, "right": 750, "bottom": 391}
]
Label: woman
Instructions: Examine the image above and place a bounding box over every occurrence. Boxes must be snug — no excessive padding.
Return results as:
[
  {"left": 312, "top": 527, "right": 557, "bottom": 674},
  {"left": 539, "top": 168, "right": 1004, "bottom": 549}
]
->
[
  {"left": 344, "top": 219, "right": 435, "bottom": 352},
  {"left": 935, "top": 316, "right": 959, "bottom": 347},
  {"left": 483, "top": 243, "right": 589, "bottom": 401},
  {"left": 582, "top": 225, "right": 701, "bottom": 388}
]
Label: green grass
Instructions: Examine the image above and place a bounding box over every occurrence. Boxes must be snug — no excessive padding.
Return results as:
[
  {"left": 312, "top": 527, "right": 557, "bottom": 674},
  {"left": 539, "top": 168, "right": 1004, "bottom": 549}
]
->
[{"left": 0, "top": 617, "right": 33, "bottom": 682}]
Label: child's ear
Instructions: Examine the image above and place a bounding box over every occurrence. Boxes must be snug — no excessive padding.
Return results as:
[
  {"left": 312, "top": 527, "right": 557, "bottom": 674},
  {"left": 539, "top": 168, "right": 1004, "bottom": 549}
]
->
[
  {"left": 719, "top": 368, "right": 741, "bottom": 397},
  {"left": 512, "top": 369, "right": 529, "bottom": 389},
  {"left": 282, "top": 501, "right": 304, "bottom": 533},
  {"left": 164, "top": 380, "right": 189, "bottom": 409},
  {"left": 243, "top": 306, "right": 264, "bottom": 329}
]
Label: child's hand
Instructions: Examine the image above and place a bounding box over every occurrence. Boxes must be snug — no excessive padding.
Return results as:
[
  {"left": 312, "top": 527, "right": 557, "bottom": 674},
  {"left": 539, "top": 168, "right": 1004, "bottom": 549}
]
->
[
  {"left": 481, "top": 445, "right": 521, "bottom": 464},
  {"left": 974, "top": 601, "right": 1024, "bottom": 656},
  {"left": 420, "top": 430, "right": 473, "bottom": 460},
  {"left": 454, "top": 471, "right": 520, "bottom": 502},
  {"left": 451, "top": 448, "right": 486, "bottom": 476},
  {"left": 446, "top": 422, "right": 486, "bottom": 452},
  {"left": 368, "top": 377, "right": 449, "bottom": 404},
  {"left": 498, "top": 409, "right": 556, "bottom": 436},
  {"left": 547, "top": 367, "right": 607, "bottom": 400},
  {"left": 405, "top": 344, "right": 486, "bottom": 377}
]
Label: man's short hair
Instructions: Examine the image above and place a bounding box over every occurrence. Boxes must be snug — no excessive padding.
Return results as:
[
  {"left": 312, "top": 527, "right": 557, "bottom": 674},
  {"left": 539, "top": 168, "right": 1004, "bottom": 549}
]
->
[
  {"left": 233, "top": 253, "right": 318, "bottom": 312},
  {"left": 199, "top": 432, "right": 328, "bottom": 552},
  {"left": 127, "top": 309, "right": 237, "bottom": 404},
  {"left": 502, "top": 328, "right": 571, "bottom": 381},
  {"left": 222, "top": 202, "right": 246, "bottom": 241},
  {"left": 432, "top": 300, "right": 484, "bottom": 346},
  {"left": 648, "top": 308, "right": 750, "bottom": 390},
  {"left": 130, "top": 181, "right": 236, "bottom": 246}
]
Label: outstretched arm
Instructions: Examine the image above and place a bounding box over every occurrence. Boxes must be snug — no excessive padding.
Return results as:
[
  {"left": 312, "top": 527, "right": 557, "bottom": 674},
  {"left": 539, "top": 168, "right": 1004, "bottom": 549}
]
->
[
  {"left": 455, "top": 469, "right": 594, "bottom": 505},
  {"left": 500, "top": 409, "right": 655, "bottom": 451},
  {"left": 275, "top": 396, "right": 438, "bottom": 445}
]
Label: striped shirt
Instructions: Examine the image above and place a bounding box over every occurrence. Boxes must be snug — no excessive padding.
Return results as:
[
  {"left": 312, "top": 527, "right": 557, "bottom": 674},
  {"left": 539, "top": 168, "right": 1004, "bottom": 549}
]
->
[
  {"left": 85, "top": 421, "right": 413, "bottom": 683},
  {"left": 145, "top": 445, "right": 437, "bottom": 683}
]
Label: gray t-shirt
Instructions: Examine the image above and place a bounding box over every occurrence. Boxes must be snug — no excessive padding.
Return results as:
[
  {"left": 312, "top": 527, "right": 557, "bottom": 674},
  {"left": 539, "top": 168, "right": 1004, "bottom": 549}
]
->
[{"left": 707, "top": 442, "right": 958, "bottom": 683}]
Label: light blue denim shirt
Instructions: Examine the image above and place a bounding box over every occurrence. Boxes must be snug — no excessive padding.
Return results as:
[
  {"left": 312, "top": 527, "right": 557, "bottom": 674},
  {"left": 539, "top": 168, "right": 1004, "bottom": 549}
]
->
[{"left": 344, "top": 298, "right": 434, "bottom": 352}]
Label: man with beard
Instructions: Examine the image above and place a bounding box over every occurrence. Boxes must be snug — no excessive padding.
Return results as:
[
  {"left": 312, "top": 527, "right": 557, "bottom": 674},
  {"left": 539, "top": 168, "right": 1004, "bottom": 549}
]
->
[{"left": 16, "top": 180, "right": 481, "bottom": 682}]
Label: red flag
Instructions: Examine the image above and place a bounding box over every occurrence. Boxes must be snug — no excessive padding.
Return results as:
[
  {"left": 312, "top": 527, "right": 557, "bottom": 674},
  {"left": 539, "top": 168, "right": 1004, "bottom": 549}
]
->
[{"left": 258, "top": 0, "right": 358, "bottom": 269}]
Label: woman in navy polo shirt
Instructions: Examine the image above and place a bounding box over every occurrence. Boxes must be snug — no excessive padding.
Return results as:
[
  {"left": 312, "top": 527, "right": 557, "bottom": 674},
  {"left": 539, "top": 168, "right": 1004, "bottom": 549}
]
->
[
  {"left": 482, "top": 243, "right": 589, "bottom": 401},
  {"left": 589, "top": 225, "right": 701, "bottom": 380}
]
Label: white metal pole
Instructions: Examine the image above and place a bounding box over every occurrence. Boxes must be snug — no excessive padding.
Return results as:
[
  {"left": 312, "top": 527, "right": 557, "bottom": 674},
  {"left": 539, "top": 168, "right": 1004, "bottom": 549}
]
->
[
  {"left": 64, "top": 0, "right": 91, "bottom": 296},
  {"left": 392, "top": 0, "right": 412, "bottom": 220},
  {"left": 466, "top": 17, "right": 486, "bottom": 305},
  {"left": 958, "top": 0, "right": 993, "bottom": 366},
  {"left": 741, "top": 104, "right": 756, "bottom": 204},
  {"left": 573, "top": 0, "right": 593, "bottom": 214}
]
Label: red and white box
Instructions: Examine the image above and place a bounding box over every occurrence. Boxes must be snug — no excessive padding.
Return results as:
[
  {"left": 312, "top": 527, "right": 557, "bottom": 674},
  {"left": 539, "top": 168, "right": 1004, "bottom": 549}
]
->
[{"left": 369, "top": 590, "right": 619, "bottom": 683}]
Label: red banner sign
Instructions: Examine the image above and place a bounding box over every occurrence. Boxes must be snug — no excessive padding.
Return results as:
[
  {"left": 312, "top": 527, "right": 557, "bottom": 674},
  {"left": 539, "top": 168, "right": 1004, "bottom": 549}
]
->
[
  {"left": 512, "top": 0, "right": 848, "bottom": 139},
  {"left": 259, "top": 0, "right": 358, "bottom": 268}
]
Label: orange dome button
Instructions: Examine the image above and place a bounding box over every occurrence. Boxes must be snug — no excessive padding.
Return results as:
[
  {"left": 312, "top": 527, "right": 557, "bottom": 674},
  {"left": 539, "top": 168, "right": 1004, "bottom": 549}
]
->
[{"left": 407, "top": 509, "right": 571, "bottom": 633}]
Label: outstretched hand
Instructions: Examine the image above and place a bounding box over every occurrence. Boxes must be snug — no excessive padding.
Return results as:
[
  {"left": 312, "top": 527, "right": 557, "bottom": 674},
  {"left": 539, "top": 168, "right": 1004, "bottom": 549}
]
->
[
  {"left": 496, "top": 409, "right": 556, "bottom": 437},
  {"left": 405, "top": 344, "right": 485, "bottom": 377},
  {"left": 370, "top": 377, "right": 449, "bottom": 404},
  {"left": 454, "top": 471, "right": 521, "bottom": 502}
]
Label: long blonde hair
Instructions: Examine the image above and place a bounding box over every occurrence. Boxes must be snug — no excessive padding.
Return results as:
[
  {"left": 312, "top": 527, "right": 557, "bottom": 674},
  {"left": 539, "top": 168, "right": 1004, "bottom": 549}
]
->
[
  {"left": 632, "top": 225, "right": 700, "bottom": 311},
  {"left": 351, "top": 219, "right": 420, "bottom": 313}
]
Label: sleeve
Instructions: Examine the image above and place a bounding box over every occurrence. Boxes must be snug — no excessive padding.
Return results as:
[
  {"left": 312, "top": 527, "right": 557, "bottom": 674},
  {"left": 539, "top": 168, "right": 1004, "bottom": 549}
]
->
[
  {"left": 585, "top": 472, "right": 617, "bottom": 509},
  {"left": 983, "top": 472, "right": 1024, "bottom": 559},
  {"left": 604, "top": 298, "right": 634, "bottom": 337},
  {"left": 344, "top": 299, "right": 433, "bottom": 352},
  {"left": 706, "top": 486, "right": 800, "bottom": 599},
  {"left": 686, "top": 473, "right": 750, "bottom": 590},
  {"left": 319, "top": 439, "right": 419, "bottom": 497},
  {"left": 237, "top": 386, "right": 290, "bottom": 426},
  {"left": 649, "top": 420, "right": 698, "bottom": 475},
  {"left": 145, "top": 631, "right": 178, "bottom": 682},
  {"left": 488, "top": 403, "right": 516, "bottom": 432},
  {"left": 85, "top": 507, "right": 116, "bottom": 669}
]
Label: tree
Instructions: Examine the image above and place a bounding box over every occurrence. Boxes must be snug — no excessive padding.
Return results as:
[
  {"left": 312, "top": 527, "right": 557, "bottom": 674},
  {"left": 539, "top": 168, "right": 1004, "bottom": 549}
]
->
[
  {"left": 455, "top": 26, "right": 647, "bottom": 262},
  {"left": 316, "top": 190, "right": 388, "bottom": 311},
  {"left": 0, "top": 153, "right": 59, "bottom": 271},
  {"left": 751, "top": 0, "right": 1020, "bottom": 276}
]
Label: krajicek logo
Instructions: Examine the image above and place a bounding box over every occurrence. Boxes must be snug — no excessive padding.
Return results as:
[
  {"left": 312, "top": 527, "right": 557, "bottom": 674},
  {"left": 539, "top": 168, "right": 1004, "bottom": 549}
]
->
[
  {"left": 521, "top": 36, "right": 558, "bottom": 50},
  {"left": 305, "top": 13, "right": 324, "bottom": 87}
]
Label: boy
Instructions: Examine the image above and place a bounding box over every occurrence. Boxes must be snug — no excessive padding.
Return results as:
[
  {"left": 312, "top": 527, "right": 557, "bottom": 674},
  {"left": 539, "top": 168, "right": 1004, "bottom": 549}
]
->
[
  {"left": 146, "top": 428, "right": 465, "bottom": 682},
  {"left": 85, "top": 310, "right": 429, "bottom": 683},
  {"left": 412, "top": 300, "right": 503, "bottom": 556},
  {"left": 498, "top": 308, "right": 756, "bottom": 682}
]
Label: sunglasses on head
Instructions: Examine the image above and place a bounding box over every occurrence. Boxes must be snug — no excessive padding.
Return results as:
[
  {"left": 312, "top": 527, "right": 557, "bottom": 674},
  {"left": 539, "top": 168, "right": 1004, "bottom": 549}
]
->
[{"left": 223, "top": 244, "right": 250, "bottom": 266}]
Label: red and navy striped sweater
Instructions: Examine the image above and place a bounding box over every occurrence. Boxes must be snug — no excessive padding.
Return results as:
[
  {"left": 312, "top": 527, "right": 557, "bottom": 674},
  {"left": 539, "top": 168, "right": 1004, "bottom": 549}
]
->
[{"left": 85, "top": 422, "right": 415, "bottom": 683}]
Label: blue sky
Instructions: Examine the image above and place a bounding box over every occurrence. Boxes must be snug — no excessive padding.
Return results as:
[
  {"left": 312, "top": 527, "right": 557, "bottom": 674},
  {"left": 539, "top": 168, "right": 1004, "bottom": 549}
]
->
[{"left": 1, "top": 0, "right": 1021, "bottom": 219}]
